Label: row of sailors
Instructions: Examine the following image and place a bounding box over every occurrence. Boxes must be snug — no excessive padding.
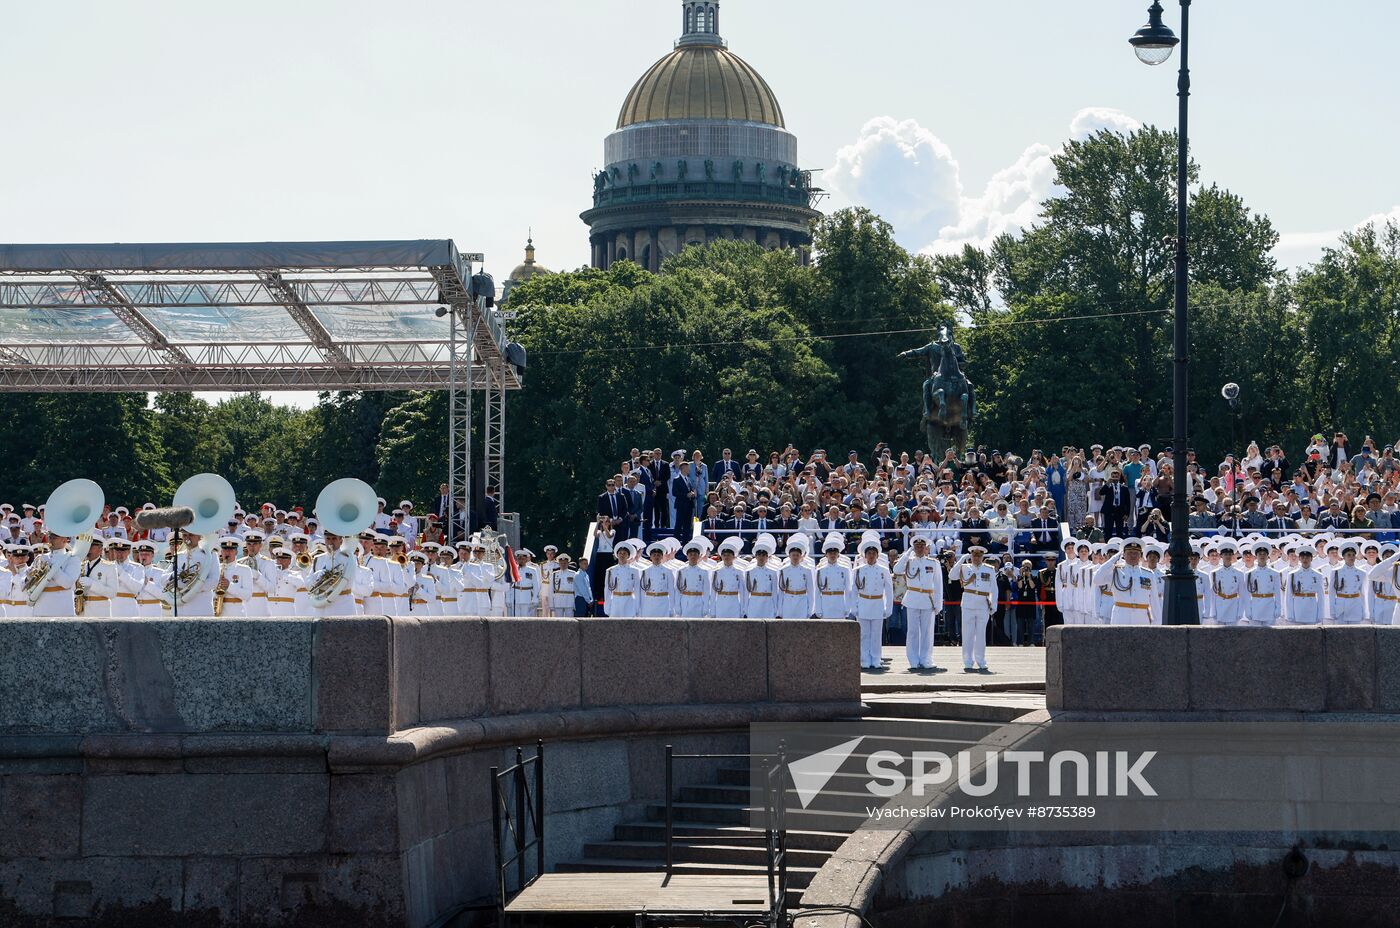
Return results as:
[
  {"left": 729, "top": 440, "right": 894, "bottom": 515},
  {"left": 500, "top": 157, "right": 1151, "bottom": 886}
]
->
[
  {"left": 0, "top": 529, "right": 586, "bottom": 619},
  {"left": 1050, "top": 533, "right": 1400, "bottom": 626},
  {"left": 599, "top": 531, "right": 998, "bottom": 674}
]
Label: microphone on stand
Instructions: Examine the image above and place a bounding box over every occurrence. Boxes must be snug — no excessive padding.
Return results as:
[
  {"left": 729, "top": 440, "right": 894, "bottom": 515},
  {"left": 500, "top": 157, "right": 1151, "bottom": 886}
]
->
[{"left": 135, "top": 507, "right": 196, "bottom": 618}]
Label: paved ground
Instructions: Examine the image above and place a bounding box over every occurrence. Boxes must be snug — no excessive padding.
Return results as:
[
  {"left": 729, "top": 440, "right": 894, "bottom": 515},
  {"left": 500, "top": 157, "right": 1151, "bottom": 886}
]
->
[{"left": 860, "top": 645, "right": 1047, "bottom": 692}]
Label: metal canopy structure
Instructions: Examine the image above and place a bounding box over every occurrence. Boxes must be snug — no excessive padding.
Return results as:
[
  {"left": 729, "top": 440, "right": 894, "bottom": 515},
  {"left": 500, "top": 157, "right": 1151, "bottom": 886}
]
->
[
  {"left": 0, "top": 240, "right": 519, "bottom": 393},
  {"left": 0, "top": 239, "right": 520, "bottom": 526}
]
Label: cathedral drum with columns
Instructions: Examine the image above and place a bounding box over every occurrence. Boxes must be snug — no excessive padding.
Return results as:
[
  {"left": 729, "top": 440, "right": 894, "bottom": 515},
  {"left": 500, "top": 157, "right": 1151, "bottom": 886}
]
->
[{"left": 582, "top": 0, "right": 822, "bottom": 270}]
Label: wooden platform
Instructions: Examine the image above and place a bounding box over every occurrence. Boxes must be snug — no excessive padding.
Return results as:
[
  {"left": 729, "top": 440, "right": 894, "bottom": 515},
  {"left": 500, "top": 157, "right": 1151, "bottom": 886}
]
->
[{"left": 505, "top": 872, "right": 775, "bottom": 916}]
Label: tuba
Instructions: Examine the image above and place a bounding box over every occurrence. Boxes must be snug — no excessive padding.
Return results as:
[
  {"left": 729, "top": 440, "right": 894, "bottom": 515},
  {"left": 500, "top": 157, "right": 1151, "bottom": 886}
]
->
[
  {"left": 161, "top": 475, "right": 237, "bottom": 609},
  {"left": 25, "top": 479, "right": 103, "bottom": 606},
  {"left": 307, "top": 479, "right": 378, "bottom": 607}
]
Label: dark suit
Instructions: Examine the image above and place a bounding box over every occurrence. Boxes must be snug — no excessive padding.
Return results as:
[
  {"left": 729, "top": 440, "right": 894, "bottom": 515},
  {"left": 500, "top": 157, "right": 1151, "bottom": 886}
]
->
[
  {"left": 869, "top": 515, "right": 896, "bottom": 550},
  {"left": 1028, "top": 517, "right": 1058, "bottom": 551},
  {"left": 713, "top": 459, "right": 741, "bottom": 481},
  {"left": 477, "top": 494, "right": 499, "bottom": 531},
  {"left": 701, "top": 517, "right": 724, "bottom": 548},
  {"left": 596, "top": 491, "right": 628, "bottom": 525},
  {"left": 1099, "top": 482, "right": 1132, "bottom": 538},
  {"left": 671, "top": 475, "right": 696, "bottom": 542},
  {"left": 647, "top": 462, "right": 670, "bottom": 528},
  {"left": 622, "top": 487, "right": 645, "bottom": 541},
  {"left": 774, "top": 516, "right": 798, "bottom": 549}
]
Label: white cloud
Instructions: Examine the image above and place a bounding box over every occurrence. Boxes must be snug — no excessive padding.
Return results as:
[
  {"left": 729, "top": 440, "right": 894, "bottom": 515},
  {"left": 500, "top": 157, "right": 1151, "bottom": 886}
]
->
[
  {"left": 827, "top": 116, "right": 963, "bottom": 247},
  {"left": 826, "top": 106, "right": 1143, "bottom": 257},
  {"left": 1070, "top": 107, "right": 1143, "bottom": 139},
  {"left": 1275, "top": 204, "right": 1400, "bottom": 270}
]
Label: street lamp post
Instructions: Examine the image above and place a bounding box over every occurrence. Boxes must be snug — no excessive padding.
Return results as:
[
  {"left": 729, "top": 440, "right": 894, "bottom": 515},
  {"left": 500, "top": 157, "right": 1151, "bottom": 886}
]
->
[{"left": 1131, "top": 0, "right": 1199, "bottom": 624}]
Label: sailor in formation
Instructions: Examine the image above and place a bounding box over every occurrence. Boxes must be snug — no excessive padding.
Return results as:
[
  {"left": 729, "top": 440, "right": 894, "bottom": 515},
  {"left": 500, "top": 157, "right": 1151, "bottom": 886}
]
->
[
  {"left": 851, "top": 536, "right": 893, "bottom": 669},
  {"left": 952, "top": 545, "right": 997, "bottom": 673},
  {"left": 675, "top": 541, "right": 712, "bottom": 618},
  {"left": 894, "top": 535, "right": 943, "bottom": 670},
  {"left": 1095, "top": 539, "right": 1161, "bottom": 626},
  {"left": 776, "top": 537, "right": 816, "bottom": 620},
  {"left": 815, "top": 534, "right": 853, "bottom": 621}
]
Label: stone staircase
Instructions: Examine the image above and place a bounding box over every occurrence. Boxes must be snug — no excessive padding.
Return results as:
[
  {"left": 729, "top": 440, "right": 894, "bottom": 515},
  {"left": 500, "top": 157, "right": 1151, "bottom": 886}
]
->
[{"left": 554, "top": 709, "right": 1007, "bottom": 908}]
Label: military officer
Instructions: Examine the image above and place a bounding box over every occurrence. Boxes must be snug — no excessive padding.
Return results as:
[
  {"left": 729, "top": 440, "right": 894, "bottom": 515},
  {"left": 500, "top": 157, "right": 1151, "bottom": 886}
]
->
[
  {"left": 31, "top": 531, "right": 85, "bottom": 618},
  {"left": 1244, "top": 540, "right": 1283, "bottom": 626},
  {"left": 639, "top": 541, "right": 677, "bottom": 617},
  {"left": 406, "top": 552, "right": 440, "bottom": 615},
  {"left": 675, "top": 541, "right": 712, "bottom": 618},
  {"left": 744, "top": 534, "right": 780, "bottom": 619},
  {"left": 1210, "top": 540, "right": 1246, "bottom": 626},
  {"left": 508, "top": 549, "right": 542, "bottom": 617},
  {"left": 852, "top": 537, "right": 893, "bottom": 670},
  {"left": 240, "top": 531, "right": 274, "bottom": 616},
  {"left": 604, "top": 540, "right": 643, "bottom": 618},
  {"left": 1330, "top": 542, "right": 1368, "bottom": 624},
  {"left": 952, "top": 546, "right": 998, "bottom": 673},
  {"left": 548, "top": 553, "right": 579, "bottom": 617},
  {"left": 894, "top": 534, "right": 943, "bottom": 670},
  {"left": 815, "top": 533, "right": 854, "bottom": 621},
  {"left": 1369, "top": 545, "right": 1399, "bottom": 626},
  {"left": 1096, "top": 539, "right": 1161, "bottom": 626},
  {"left": 213, "top": 538, "right": 254, "bottom": 617},
  {"left": 89, "top": 538, "right": 144, "bottom": 617},
  {"left": 133, "top": 541, "right": 165, "bottom": 617},
  {"left": 1286, "top": 548, "right": 1325, "bottom": 625},
  {"left": 777, "top": 537, "right": 816, "bottom": 619},
  {"left": 710, "top": 538, "right": 748, "bottom": 619}
]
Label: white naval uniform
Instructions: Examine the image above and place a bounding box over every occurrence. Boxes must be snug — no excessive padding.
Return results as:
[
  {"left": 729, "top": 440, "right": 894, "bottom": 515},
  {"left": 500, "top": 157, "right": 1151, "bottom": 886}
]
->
[
  {"left": 1369, "top": 560, "right": 1398, "bottom": 626},
  {"left": 1329, "top": 565, "right": 1368, "bottom": 624},
  {"left": 815, "top": 560, "right": 853, "bottom": 621},
  {"left": 744, "top": 563, "right": 779, "bottom": 619},
  {"left": 244, "top": 557, "right": 274, "bottom": 616},
  {"left": 603, "top": 562, "right": 642, "bottom": 618},
  {"left": 851, "top": 561, "right": 893, "bottom": 668},
  {"left": 508, "top": 564, "right": 542, "bottom": 617},
  {"left": 0, "top": 567, "right": 16, "bottom": 617},
  {"left": 710, "top": 564, "right": 748, "bottom": 619},
  {"left": 432, "top": 564, "right": 463, "bottom": 615},
  {"left": 1193, "top": 568, "right": 1212, "bottom": 621},
  {"left": 408, "top": 570, "right": 441, "bottom": 615},
  {"left": 215, "top": 561, "right": 254, "bottom": 617},
  {"left": 1209, "top": 566, "right": 1245, "bottom": 626},
  {"left": 268, "top": 566, "right": 303, "bottom": 613},
  {"left": 459, "top": 560, "right": 494, "bottom": 616},
  {"left": 547, "top": 567, "right": 577, "bottom": 616},
  {"left": 1053, "top": 558, "right": 1076, "bottom": 625},
  {"left": 138, "top": 564, "right": 165, "bottom": 617},
  {"left": 1096, "top": 555, "right": 1161, "bottom": 626},
  {"left": 76, "top": 559, "right": 110, "bottom": 617},
  {"left": 1286, "top": 568, "right": 1325, "bottom": 624},
  {"left": 365, "top": 556, "right": 404, "bottom": 616},
  {"left": 639, "top": 563, "right": 677, "bottom": 618},
  {"left": 894, "top": 551, "right": 943, "bottom": 670},
  {"left": 308, "top": 551, "right": 368, "bottom": 617},
  {"left": 675, "top": 564, "right": 712, "bottom": 618},
  {"left": 1244, "top": 566, "right": 1282, "bottom": 626},
  {"left": 32, "top": 550, "right": 83, "bottom": 618},
  {"left": 953, "top": 561, "right": 998, "bottom": 671},
  {"left": 776, "top": 563, "right": 816, "bottom": 620},
  {"left": 88, "top": 559, "right": 145, "bottom": 617},
  {"left": 538, "top": 560, "right": 558, "bottom": 616}
]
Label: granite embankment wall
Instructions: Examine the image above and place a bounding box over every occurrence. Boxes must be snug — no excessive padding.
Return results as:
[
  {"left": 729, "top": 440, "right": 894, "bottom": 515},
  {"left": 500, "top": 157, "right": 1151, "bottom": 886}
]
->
[
  {"left": 0, "top": 616, "right": 860, "bottom": 927},
  {"left": 802, "top": 627, "right": 1400, "bottom": 928}
]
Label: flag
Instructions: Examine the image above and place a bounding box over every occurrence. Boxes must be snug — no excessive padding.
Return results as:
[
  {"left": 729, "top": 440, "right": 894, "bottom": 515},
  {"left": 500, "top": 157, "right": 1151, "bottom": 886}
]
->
[{"left": 503, "top": 545, "right": 520, "bottom": 584}]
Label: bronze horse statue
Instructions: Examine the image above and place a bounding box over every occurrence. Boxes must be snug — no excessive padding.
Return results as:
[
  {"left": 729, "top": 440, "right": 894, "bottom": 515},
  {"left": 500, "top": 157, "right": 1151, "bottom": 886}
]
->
[{"left": 898, "top": 326, "right": 976, "bottom": 462}]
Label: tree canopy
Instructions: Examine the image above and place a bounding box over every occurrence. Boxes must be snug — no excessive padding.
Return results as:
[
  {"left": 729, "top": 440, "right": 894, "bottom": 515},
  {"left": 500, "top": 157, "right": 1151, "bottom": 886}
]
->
[{"left": 0, "top": 124, "right": 1394, "bottom": 551}]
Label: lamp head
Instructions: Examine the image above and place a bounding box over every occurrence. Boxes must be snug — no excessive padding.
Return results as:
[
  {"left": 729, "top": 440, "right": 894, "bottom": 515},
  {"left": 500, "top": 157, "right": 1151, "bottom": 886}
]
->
[{"left": 1129, "top": 1, "right": 1179, "bottom": 66}]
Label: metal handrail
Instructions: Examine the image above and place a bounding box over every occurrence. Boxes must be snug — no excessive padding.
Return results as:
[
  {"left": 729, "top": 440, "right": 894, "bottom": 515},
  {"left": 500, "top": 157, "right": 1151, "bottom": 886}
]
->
[
  {"left": 490, "top": 740, "right": 545, "bottom": 928},
  {"left": 663, "top": 743, "right": 790, "bottom": 928}
]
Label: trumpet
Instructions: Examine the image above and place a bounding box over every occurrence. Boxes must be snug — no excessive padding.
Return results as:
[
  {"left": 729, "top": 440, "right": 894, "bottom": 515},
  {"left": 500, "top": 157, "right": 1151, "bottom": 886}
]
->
[
  {"left": 296, "top": 553, "right": 313, "bottom": 569},
  {"left": 395, "top": 553, "right": 408, "bottom": 567}
]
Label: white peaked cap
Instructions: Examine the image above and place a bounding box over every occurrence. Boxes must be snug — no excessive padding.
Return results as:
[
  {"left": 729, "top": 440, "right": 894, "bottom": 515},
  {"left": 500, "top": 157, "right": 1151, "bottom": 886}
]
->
[
  {"left": 859, "top": 537, "right": 881, "bottom": 554},
  {"left": 822, "top": 532, "right": 844, "bottom": 552},
  {"left": 753, "top": 532, "right": 777, "bottom": 555},
  {"left": 718, "top": 537, "right": 743, "bottom": 555}
]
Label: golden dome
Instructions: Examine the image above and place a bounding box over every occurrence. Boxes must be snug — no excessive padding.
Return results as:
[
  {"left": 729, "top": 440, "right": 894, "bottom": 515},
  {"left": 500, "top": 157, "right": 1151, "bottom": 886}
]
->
[{"left": 617, "top": 44, "right": 785, "bottom": 130}]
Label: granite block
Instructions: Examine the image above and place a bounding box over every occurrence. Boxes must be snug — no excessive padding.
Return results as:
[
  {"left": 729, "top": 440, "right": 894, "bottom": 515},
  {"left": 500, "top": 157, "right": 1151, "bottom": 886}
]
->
[
  {"left": 1375, "top": 628, "right": 1400, "bottom": 712},
  {"left": 329, "top": 772, "right": 399, "bottom": 854},
  {"left": 1325, "top": 626, "right": 1376, "bottom": 710},
  {"left": 236, "top": 854, "right": 404, "bottom": 927},
  {"left": 486, "top": 619, "right": 581, "bottom": 715},
  {"left": 1188, "top": 626, "right": 1324, "bottom": 711},
  {"left": 1054, "top": 626, "right": 1189, "bottom": 711},
  {"left": 0, "top": 857, "right": 182, "bottom": 921},
  {"left": 82, "top": 773, "right": 327, "bottom": 856},
  {"left": 686, "top": 620, "right": 766, "bottom": 703},
  {"left": 767, "top": 620, "right": 860, "bottom": 702},
  {"left": 415, "top": 617, "right": 489, "bottom": 724},
  {"left": 315, "top": 615, "right": 393, "bottom": 733},
  {"left": 392, "top": 616, "right": 423, "bottom": 730},
  {"left": 580, "top": 619, "right": 689, "bottom": 707},
  {"left": 0, "top": 774, "right": 81, "bottom": 857},
  {"left": 0, "top": 621, "right": 109, "bottom": 734},
  {"left": 156, "top": 619, "right": 315, "bottom": 732}
]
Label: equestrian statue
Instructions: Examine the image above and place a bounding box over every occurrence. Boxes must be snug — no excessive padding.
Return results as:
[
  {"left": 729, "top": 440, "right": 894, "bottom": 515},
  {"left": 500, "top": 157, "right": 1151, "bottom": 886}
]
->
[{"left": 898, "top": 325, "right": 976, "bottom": 461}]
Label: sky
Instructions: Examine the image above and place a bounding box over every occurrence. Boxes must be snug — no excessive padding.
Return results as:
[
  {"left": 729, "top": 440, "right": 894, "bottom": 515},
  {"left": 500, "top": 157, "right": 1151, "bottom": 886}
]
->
[{"left": 1, "top": 0, "right": 1396, "bottom": 368}]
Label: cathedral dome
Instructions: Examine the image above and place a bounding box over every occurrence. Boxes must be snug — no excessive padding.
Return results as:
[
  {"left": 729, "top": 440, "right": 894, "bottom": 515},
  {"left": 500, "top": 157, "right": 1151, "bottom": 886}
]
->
[{"left": 617, "top": 44, "right": 785, "bottom": 129}]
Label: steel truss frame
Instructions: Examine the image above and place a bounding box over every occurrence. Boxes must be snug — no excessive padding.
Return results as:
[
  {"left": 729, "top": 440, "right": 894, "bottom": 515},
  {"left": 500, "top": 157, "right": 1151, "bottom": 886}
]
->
[{"left": 0, "top": 239, "right": 519, "bottom": 540}]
